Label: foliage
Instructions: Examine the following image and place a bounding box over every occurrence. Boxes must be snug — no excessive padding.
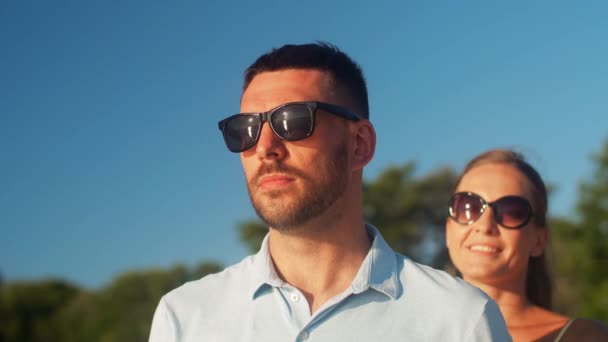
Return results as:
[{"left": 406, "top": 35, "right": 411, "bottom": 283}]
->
[
  {"left": 551, "top": 140, "right": 608, "bottom": 320},
  {"left": 237, "top": 220, "right": 267, "bottom": 254},
  {"left": 0, "top": 280, "right": 79, "bottom": 342},
  {"left": 363, "top": 162, "right": 457, "bottom": 267},
  {"left": 0, "top": 262, "right": 222, "bottom": 342}
]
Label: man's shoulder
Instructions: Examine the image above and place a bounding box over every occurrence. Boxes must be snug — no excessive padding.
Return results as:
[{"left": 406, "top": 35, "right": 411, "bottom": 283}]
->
[
  {"left": 370, "top": 253, "right": 509, "bottom": 340},
  {"left": 149, "top": 255, "right": 262, "bottom": 340},
  {"left": 163, "top": 254, "right": 256, "bottom": 306},
  {"left": 396, "top": 254, "right": 491, "bottom": 306}
]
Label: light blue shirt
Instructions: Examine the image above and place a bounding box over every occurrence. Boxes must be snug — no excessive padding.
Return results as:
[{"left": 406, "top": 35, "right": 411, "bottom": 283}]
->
[{"left": 149, "top": 225, "right": 511, "bottom": 341}]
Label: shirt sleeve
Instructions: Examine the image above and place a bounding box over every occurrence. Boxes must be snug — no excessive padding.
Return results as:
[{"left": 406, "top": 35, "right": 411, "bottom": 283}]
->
[
  {"left": 149, "top": 297, "right": 179, "bottom": 342},
  {"left": 468, "top": 299, "right": 512, "bottom": 342}
]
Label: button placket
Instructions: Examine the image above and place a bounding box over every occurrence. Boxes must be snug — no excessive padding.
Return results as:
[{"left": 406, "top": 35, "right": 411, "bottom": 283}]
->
[{"left": 279, "top": 286, "right": 311, "bottom": 331}]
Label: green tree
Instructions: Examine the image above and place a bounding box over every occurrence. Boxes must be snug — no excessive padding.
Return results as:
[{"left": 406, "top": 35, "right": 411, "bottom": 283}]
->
[
  {"left": 190, "top": 261, "right": 223, "bottom": 280},
  {"left": 55, "top": 262, "right": 223, "bottom": 342},
  {"left": 363, "top": 162, "right": 457, "bottom": 267},
  {"left": 238, "top": 220, "right": 267, "bottom": 254},
  {"left": 573, "top": 140, "right": 608, "bottom": 319},
  {"left": 0, "top": 262, "right": 224, "bottom": 342},
  {"left": 54, "top": 290, "right": 99, "bottom": 342},
  {"left": 549, "top": 217, "right": 586, "bottom": 316},
  {"left": 0, "top": 280, "right": 79, "bottom": 342},
  {"left": 551, "top": 139, "right": 608, "bottom": 321}
]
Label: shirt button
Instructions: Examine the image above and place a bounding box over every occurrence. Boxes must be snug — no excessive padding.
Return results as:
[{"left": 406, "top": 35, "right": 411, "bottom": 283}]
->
[
  {"left": 291, "top": 293, "right": 300, "bottom": 302},
  {"left": 298, "top": 330, "right": 309, "bottom": 341}
]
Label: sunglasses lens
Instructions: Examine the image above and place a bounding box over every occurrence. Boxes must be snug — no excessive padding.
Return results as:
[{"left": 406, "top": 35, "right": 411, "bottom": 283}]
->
[
  {"left": 223, "top": 115, "right": 260, "bottom": 152},
  {"left": 449, "top": 193, "right": 484, "bottom": 224},
  {"left": 270, "top": 104, "right": 313, "bottom": 141},
  {"left": 494, "top": 196, "right": 532, "bottom": 228}
]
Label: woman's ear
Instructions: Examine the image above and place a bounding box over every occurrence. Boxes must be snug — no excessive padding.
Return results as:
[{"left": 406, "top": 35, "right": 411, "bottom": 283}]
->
[
  {"left": 351, "top": 120, "right": 376, "bottom": 172},
  {"left": 531, "top": 227, "right": 549, "bottom": 257}
]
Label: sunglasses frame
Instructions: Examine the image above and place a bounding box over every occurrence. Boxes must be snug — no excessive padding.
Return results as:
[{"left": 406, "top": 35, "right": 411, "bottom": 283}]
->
[
  {"left": 448, "top": 191, "right": 534, "bottom": 229},
  {"left": 218, "top": 101, "right": 362, "bottom": 153}
]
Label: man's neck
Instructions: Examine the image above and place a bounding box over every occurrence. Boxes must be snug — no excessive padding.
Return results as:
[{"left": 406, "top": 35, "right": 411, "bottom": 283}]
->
[{"left": 268, "top": 220, "right": 372, "bottom": 314}]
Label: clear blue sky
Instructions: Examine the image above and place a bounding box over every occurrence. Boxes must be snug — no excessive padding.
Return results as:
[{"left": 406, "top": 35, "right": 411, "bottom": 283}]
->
[{"left": 1, "top": 1, "right": 607, "bottom": 289}]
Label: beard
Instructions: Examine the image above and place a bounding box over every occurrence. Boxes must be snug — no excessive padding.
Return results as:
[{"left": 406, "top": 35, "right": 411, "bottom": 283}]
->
[{"left": 246, "top": 143, "right": 348, "bottom": 231}]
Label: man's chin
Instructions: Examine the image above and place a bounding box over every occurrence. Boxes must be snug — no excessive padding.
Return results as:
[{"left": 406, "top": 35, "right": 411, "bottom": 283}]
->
[
  {"left": 252, "top": 201, "right": 307, "bottom": 230},
  {"left": 252, "top": 191, "right": 294, "bottom": 207},
  {"left": 258, "top": 189, "right": 290, "bottom": 200},
  {"left": 253, "top": 196, "right": 286, "bottom": 214}
]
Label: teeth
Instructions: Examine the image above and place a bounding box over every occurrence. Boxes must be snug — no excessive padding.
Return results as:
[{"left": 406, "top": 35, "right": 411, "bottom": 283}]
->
[{"left": 470, "top": 245, "right": 498, "bottom": 253}]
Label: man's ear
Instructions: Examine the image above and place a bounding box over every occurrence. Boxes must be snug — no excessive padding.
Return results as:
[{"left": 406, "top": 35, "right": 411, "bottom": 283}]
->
[
  {"left": 531, "top": 227, "right": 549, "bottom": 257},
  {"left": 351, "top": 120, "right": 376, "bottom": 172}
]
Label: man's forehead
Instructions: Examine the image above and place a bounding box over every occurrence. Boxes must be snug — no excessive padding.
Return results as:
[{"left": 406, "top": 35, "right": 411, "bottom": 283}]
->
[
  {"left": 240, "top": 69, "right": 336, "bottom": 111},
  {"left": 245, "top": 69, "right": 333, "bottom": 91}
]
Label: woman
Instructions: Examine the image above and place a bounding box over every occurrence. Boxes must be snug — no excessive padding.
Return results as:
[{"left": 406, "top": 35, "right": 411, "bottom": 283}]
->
[{"left": 446, "top": 149, "right": 608, "bottom": 341}]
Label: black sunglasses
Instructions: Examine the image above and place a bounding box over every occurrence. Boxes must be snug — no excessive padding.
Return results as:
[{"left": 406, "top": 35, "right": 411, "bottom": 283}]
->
[
  {"left": 218, "top": 101, "right": 362, "bottom": 153},
  {"left": 448, "top": 192, "right": 534, "bottom": 229}
]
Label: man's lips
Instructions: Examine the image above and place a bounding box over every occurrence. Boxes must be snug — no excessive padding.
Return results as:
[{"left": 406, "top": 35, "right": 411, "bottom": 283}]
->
[{"left": 258, "top": 174, "right": 295, "bottom": 189}]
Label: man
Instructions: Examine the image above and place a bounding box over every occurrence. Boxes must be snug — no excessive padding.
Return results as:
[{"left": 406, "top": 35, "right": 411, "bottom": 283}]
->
[{"left": 149, "top": 42, "right": 511, "bottom": 341}]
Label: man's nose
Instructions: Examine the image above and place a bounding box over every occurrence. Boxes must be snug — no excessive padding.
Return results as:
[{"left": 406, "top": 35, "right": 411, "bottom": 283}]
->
[{"left": 255, "top": 123, "right": 286, "bottom": 160}]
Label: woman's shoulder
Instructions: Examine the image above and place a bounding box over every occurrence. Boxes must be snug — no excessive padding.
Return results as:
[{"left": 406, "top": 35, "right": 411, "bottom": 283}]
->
[
  {"left": 513, "top": 307, "right": 568, "bottom": 342},
  {"left": 561, "top": 318, "right": 608, "bottom": 341}
]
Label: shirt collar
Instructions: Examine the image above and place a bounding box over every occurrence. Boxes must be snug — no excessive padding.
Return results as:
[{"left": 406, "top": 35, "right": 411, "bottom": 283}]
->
[
  {"left": 249, "top": 233, "right": 282, "bottom": 299},
  {"left": 351, "top": 224, "right": 402, "bottom": 299},
  {"left": 248, "top": 224, "right": 402, "bottom": 300}
]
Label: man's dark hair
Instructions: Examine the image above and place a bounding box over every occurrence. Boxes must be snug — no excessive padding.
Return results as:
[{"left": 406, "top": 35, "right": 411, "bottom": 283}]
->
[{"left": 243, "top": 42, "right": 369, "bottom": 119}]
